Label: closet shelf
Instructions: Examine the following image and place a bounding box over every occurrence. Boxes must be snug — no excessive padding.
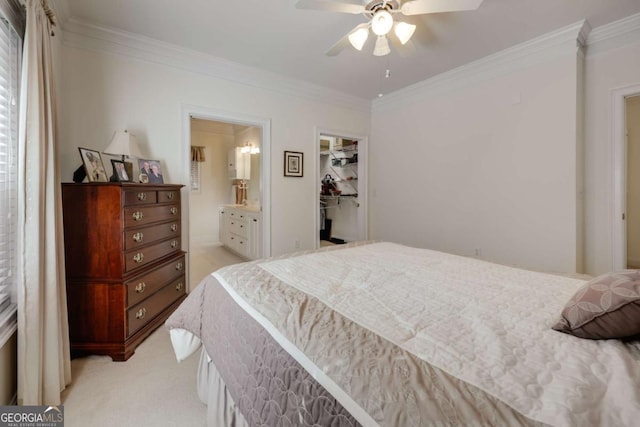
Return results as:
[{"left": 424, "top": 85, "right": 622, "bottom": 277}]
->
[{"left": 320, "top": 193, "right": 359, "bottom": 207}]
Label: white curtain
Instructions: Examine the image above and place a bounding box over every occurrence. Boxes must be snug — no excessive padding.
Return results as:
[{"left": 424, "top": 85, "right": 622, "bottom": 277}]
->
[{"left": 17, "top": 0, "right": 71, "bottom": 405}]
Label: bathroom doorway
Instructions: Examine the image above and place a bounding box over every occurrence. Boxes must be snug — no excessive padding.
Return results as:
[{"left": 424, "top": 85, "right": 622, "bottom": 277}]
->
[{"left": 181, "top": 106, "right": 271, "bottom": 290}]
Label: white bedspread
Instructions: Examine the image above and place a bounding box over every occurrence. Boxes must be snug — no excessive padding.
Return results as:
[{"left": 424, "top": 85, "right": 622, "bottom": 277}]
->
[{"left": 260, "top": 242, "right": 640, "bottom": 427}]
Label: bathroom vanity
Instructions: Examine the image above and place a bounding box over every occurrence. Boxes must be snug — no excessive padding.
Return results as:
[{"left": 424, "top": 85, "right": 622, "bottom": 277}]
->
[{"left": 219, "top": 205, "right": 262, "bottom": 260}]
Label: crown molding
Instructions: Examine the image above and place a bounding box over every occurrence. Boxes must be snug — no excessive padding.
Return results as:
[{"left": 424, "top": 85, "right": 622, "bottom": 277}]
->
[
  {"left": 49, "top": 0, "right": 70, "bottom": 26},
  {"left": 373, "top": 20, "right": 589, "bottom": 111},
  {"left": 58, "top": 16, "right": 371, "bottom": 113},
  {"left": 586, "top": 12, "right": 640, "bottom": 57}
]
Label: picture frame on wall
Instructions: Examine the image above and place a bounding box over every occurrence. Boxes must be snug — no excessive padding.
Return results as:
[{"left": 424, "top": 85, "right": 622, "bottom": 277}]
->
[
  {"left": 137, "top": 159, "right": 164, "bottom": 184},
  {"left": 284, "top": 151, "right": 303, "bottom": 177},
  {"left": 110, "top": 159, "right": 132, "bottom": 182},
  {"left": 78, "top": 147, "right": 108, "bottom": 182}
]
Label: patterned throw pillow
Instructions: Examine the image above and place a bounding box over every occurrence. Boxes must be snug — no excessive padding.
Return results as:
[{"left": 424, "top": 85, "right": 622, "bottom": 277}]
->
[{"left": 552, "top": 270, "right": 640, "bottom": 339}]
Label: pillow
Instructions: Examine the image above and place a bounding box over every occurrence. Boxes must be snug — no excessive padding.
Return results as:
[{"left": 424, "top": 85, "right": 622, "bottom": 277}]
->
[{"left": 552, "top": 270, "right": 640, "bottom": 339}]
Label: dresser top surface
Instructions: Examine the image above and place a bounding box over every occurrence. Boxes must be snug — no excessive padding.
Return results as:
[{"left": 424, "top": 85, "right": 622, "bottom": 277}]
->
[{"left": 62, "top": 182, "right": 184, "bottom": 189}]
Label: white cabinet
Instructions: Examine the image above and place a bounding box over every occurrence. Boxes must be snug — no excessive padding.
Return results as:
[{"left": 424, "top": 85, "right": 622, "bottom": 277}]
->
[
  {"left": 219, "top": 206, "right": 261, "bottom": 260},
  {"left": 228, "top": 148, "right": 251, "bottom": 180}
]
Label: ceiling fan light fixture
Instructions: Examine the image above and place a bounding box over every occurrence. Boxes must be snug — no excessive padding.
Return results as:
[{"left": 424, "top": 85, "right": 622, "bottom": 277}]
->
[
  {"left": 371, "top": 10, "right": 393, "bottom": 36},
  {"left": 395, "top": 21, "right": 416, "bottom": 45},
  {"left": 348, "top": 27, "right": 369, "bottom": 51},
  {"left": 373, "top": 35, "right": 391, "bottom": 56}
]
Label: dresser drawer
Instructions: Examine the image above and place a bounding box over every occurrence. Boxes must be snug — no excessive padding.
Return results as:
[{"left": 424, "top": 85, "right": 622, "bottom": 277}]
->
[
  {"left": 124, "top": 221, "right": 180, "bottom": 250},
  {"left": 124, "top": 204, "right": 180, "bottom": 228},
  {"left": 124, "top": 189, "right": 158, "bottom": 206},
  {"left": 228, "top": 218, "right": 248, "bottom": 238},
  {"left": 158, "top": 189, "right": 180, "bottom": 203},
  {"left": 228, "top": 210, "right": 248, "bottom": 221},
  {"left": 126, "top": 254, "right": 185, "bottom": 307},
  {"left": 127, "top": 276, "right": 186, "bottom": 337},
  {"left": 228, "top": 234, "right": 248, "bottom": 256},
  {"left": 124, "top": 237, "right": 181, "bottom": 273}
]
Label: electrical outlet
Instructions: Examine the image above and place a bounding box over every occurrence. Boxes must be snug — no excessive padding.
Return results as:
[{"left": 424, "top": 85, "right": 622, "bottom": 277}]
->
[
  {"left": 474, "top": 248, "right": 482, "bottom": 257},
  {"left": 295, "top": 239, "right": 300, "bottom": 249}
]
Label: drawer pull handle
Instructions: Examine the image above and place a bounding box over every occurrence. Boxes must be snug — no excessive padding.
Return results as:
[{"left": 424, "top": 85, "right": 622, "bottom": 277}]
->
[
  {"left": 175, "top": 262, "right": 183, "bottom": 271},
  {"left": 132, "top": 211, "right": 144, "bottom": 221},
  {"left": 170, "top": 240, "right": 178, "bottom": 249},
  {"left": 170, "top": 223, "right": 178, "bottom": 232},
  {"left": 136, "top": 308, "right": 146, "bottom": 320},
  {"left": 167, "top": 192, "right": 175, "bottom": 200},
  {"left": 175, "top": 282, "right": 183, "bottom": 292},
  {"left": 135, "top": 282, "right": 146, "bottom": 293},
  {"left": 132, "top": 232, "right": 144, "bottom": 242},
  {"left": 137, "top": 192, "right": 147, "bottom": 201},
  {"left": 170, "top": 207, "right": 178, "bottom": 215},
  {"left": 240, "top": 225, "right": 244, "bottom": 229},
  {"left": 133, "top": 253, "right": 144, "bottom": 263}
]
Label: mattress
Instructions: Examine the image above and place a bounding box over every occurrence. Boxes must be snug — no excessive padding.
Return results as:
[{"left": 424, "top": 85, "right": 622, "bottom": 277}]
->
[{"left": 166, "top": 241, "right": 640, "bottom": 426}]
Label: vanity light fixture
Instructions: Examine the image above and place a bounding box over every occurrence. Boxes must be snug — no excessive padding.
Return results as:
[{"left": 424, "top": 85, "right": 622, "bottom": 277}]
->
[{"left": 241, "top": 142, "right": 260, "bottom": 155}]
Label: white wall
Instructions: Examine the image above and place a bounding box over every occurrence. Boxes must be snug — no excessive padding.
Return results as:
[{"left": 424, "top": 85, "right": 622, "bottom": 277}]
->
[
  {"left": 370, "top": 29, "right": 584, "bottom": 273},
  {"left": 56, "top": 40, "right": 370, "bottom": 256},
  {"left": 189, "top": 130, "right": 233, "bottom": 245},
  {"left": 54, "top": 13, "right": 640, "bottom": 274},
  {"left": 584, "top": 36, "right": 640, "bottom": 274}
]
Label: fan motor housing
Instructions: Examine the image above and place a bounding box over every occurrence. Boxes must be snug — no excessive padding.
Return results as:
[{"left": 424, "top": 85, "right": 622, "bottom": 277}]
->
[{"left": 364, "top": 0, "right": 400, "bottom": 17}]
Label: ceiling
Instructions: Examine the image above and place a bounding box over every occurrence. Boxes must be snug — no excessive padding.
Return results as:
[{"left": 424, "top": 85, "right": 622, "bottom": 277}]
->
[{"left": 56, "top": 0, "right": 640, "bottom": 100}]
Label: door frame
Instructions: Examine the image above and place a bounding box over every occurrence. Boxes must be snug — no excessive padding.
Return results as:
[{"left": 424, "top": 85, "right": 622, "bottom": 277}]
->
[
  {"left": 611, "top": 84, "right": 640, "bottom": 270},
  {"left": 314, "top": 127, "right": 368, "bottom": 248},
  {"left": 181, "top": 104, "right": 272, "bottom": 288}
]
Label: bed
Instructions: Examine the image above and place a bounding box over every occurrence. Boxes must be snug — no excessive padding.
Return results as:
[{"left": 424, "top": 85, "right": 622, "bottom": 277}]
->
[{"left": 165, "top": 241, "right": 640, "bottom": 426}]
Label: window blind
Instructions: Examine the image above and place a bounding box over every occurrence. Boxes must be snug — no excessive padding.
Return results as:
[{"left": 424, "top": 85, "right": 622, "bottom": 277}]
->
[{"left": 0, "top": 16, "right": 20, "bottom": 346}]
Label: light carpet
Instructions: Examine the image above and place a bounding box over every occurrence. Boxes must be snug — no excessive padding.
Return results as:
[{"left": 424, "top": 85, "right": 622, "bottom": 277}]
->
[{"left": 61, "top": 244, "right": 244, "bottom": 426}]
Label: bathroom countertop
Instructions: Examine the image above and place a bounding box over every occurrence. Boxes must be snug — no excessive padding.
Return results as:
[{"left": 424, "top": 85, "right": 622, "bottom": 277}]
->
[{"left": 222, "top": 204, "right": 261, "bottom": 213}]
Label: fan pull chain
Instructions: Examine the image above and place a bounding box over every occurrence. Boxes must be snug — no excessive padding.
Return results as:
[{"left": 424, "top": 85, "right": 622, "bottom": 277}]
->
[{"left": 378, "top": 68, "right": 391, "bottom": 98}]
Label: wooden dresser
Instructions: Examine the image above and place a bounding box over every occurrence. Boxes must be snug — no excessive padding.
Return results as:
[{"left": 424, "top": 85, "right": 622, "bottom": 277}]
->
[{"left": 61, "top": 183, "right": 186, "bottom": 361}]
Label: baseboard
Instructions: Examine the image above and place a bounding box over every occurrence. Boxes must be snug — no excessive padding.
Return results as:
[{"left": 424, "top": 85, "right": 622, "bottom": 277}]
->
[{"left": 627, "top": 256, "right": 640, "bottom": 268}]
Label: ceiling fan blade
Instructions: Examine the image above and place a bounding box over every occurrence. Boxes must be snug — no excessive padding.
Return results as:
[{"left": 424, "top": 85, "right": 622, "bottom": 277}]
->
[
  {"left": 401, "top": 0, "right": 483, "bottom": 16},
  {"left": 325, "top": 36, "right": 350, "bottom": 56},
  {"left": 295, "top": 0, "right": 365, "bottom": 14},
  {"left": 325, "top": 23, "right": 369, "bottom": 56}
]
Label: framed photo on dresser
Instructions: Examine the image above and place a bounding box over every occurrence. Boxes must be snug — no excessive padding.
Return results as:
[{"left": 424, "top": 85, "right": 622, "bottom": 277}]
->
[
  {"left": 137, "top": 159, "right": 164, "bottom": 184},
  {"left": 110, "top": 159, "right": 132, "bottom": 182},
  {"left": 78, "top": 147, "right": 108, "bottom": 182}
]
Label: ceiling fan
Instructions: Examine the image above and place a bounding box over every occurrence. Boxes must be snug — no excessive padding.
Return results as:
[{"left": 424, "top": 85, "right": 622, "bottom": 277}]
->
[{"left": 295, "top": 0, "right": 484, "bottom": 56}]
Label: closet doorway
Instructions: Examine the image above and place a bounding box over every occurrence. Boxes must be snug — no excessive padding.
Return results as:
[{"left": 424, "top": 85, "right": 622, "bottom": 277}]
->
[
  {"left": 316, "top": 129, "right": 368, "bottom": 248},
  {"left": 181, "top": 106, "right": 271, "bottom": 290}
]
